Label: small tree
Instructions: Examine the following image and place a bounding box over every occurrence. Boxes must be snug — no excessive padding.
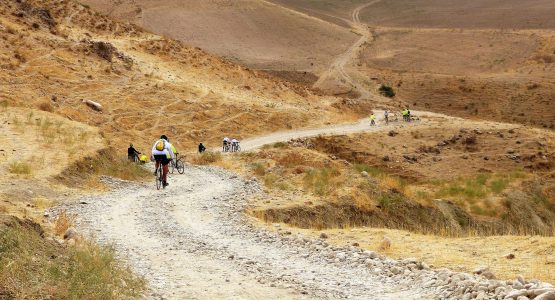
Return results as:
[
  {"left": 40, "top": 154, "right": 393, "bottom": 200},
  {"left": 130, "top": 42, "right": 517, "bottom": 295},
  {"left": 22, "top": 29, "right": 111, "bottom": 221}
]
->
[{"left": 378, "top": 84, "right": 395, "bottom": 98}]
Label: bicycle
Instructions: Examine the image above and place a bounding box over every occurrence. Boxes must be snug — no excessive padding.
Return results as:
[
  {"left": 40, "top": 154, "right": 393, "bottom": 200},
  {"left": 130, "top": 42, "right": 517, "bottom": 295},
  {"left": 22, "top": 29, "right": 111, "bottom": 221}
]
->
[
  {"left": 170, "top": 153, "right": 185, "bottom": 174},
  {"left": 154, "top": 160, "right": 165, "bottom": 190},
  {"left": 223, "top": 142, "right": 231, "bottom": 152},
  {"left": 231, "top": 142, "right": 241, "bottom": 152}
]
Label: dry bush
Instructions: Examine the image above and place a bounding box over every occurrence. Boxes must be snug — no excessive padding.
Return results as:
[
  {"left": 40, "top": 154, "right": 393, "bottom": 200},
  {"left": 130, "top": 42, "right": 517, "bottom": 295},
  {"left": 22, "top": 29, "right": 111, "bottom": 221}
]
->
[
  {"left": 92, "top": 41, "right": 116, "bottom": 62},
  {"left": 192, "top": 151, "right": 222, "bottom": 165},
  {"left": 8, "top": 161, "right": 31, "bottom": 175},
  {"left": 277, "top": 151, "right": 306, "bottom": 168},
  {"left": 54, "top": 210, "right": 75, "bottom": 236},
  {"left": 37, "top": 101, "right": 53, "bottom": 112}
]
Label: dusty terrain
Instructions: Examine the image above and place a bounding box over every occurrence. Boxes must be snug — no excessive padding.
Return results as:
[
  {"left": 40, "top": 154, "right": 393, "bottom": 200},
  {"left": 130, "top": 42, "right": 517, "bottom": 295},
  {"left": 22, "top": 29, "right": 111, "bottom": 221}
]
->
[
  {"left": 271, "top": 0, "right": 555, "bottom": 30},
  {"left": 56, "top": 165, "right": 555, "bottom": 299},
  {"left": 0, "top": 0, "right": 365, "bottom": 156},
  {"left": 2, "top": 0, "right": 555, "bottom": 298},
  {"left": 79, "top": 0, "right": 357, "bottom": 73}
]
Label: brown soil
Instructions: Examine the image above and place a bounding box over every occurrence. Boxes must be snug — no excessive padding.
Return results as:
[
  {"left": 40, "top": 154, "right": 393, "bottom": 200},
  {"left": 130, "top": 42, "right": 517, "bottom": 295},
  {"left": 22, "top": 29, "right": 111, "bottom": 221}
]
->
[
  {"left": 308, "top": 119, "right": 555, "bottom": 181},
  {"left": 357, "top": 28, "right": 555, "bottom": 129},
  {"left": 79, "top": 0, "right": 357, "bottom": 74},
  {"left": 0, "top": 0, "right": 359, "bottom": 157}
]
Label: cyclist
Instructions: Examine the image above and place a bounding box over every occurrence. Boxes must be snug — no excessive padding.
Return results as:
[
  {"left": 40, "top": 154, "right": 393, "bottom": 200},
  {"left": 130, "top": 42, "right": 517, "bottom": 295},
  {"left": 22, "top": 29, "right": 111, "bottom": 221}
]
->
[
  {"left": 171, "top": 143, "right": 179, "bottom": 165},
  {"left": 223, "top": 136, "right": 230, "bottom": 152},
  {"left": 151, "top": 135, "right": 175, "bottom": 187},
  {"left": 128, "top": 144, "right": 140, "bottom": 162},
  {"left": 369, "top": 114, "right": 376, "bottom": 126},
  {"left": 384, "top": 110, "right": 389, "bottom": 125},
  {"left": 231, "top": 138, "right": 239, "bottom": 152},
  {"left": 198, "top": 142, "right": 206, "bottom": 153}
]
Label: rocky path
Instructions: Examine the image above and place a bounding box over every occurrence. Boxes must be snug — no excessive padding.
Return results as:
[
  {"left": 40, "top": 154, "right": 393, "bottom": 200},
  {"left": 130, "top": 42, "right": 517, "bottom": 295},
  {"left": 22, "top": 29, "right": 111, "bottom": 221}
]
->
[
  {"left": 61, "top": 164, "right": 555, "bottom": 300},
  {"left": 67, "top": 167, "right": 429, "bottom": 299}
]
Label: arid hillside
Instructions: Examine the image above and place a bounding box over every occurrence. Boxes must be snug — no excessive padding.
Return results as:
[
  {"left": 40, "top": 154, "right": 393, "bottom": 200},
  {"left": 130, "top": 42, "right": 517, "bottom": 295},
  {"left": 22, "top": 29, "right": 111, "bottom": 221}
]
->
[
  {"left": 79, "top": 0, "right": 357, "bottom": 75},
  {"left": 270, "top": 0, "right": 555, "bottom": 29},
  {"left": 357, "top": 28, "right": 555, "bottom": 128},
  {"left": 0, "top": 0, "right": 364, "bottom": 155}
]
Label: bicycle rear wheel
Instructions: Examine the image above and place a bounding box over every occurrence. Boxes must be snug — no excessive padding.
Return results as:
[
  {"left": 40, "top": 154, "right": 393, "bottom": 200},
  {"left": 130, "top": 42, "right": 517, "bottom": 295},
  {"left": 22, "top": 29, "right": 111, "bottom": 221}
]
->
[
  {"left": 176, "top": 159, "right": 185, "bottom": 174},
  {"left": 155, "top": 166, "right": 162, "bottom": 190}
]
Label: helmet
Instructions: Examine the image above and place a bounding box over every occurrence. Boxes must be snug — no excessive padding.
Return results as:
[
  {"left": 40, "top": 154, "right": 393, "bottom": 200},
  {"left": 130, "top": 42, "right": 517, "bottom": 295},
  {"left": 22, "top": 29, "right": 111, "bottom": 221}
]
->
[
  {"left": 160, "top": 135, "right": 168, "bottom": 141},
  {"left": 130, "top": 144, "right": 133, "bottom": 147}
]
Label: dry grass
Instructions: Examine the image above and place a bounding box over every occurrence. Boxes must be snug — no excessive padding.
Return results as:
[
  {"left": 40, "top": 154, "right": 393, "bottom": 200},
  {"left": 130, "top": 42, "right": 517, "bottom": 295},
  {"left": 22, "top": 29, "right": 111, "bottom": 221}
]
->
[
  {"left": 8, "top": 161, "right": 31, "bottom": 175},
  {"left": 58, "top": 149, "right": 150, "bottom": 186},
  {"left": 192, "top": 151, "right": 222, "bottom": 165},
  {"left": 0, "top": 223, "right": 145, "bottom": 298},
  {"left": 54, "top": 210, "right": 75, "bottom": 237}
]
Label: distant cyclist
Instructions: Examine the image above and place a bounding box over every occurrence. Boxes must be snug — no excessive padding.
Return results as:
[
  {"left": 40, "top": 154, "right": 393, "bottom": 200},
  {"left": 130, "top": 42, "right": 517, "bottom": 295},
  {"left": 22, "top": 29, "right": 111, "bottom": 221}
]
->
[
  {"left": 223, "top": 136, "right": 230, "bottom": 152},
  {"left": 198, "top": 142, "right": 206, "bottom": 153},
  {"left": 384, "top": 110, "right": 389, "bottom": 125},
  {"left": 151, "top": 135, "right": 175, "bottom": 187},
  {"left": 231, "top": 138, "right": 239, "bottom": 152},
  {"left": 369, "top": 114, "right": 376, "bottom": 126}
]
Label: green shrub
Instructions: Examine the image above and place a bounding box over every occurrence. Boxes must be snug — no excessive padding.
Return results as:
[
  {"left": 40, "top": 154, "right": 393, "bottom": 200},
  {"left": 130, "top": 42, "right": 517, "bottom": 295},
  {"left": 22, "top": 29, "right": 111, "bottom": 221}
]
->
[{"left": 378, "top": 84, "right": 395, "bottom": 98}]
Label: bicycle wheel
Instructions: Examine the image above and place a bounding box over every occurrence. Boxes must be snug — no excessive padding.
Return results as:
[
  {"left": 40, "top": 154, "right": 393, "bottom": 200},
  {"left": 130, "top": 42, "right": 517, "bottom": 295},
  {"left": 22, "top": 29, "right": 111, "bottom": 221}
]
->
[
  {"left": 176, "top": 159, "right": 185, "bottom": 174},
  {"left": 155, "top": 166, "right": 162, "bottom": 190}
]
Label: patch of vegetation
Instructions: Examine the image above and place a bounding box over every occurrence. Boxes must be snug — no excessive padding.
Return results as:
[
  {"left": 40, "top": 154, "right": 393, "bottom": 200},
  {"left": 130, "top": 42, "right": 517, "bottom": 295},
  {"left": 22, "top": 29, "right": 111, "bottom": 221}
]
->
[
  {"left": 0, "top": 223, "right": 144, "bottom": 299},
  {"left": 272, "top": 142, "right": 289, "bottom": 149},
  {"left": 490, "top": 178, "right": 509, "bottom": 194},
  {"left": 58, "top": 149, "right": 150, "bottom": 185},
  {"left": 352, "top": 163, "right": 384, "bottom": 177},
  {"left": 378, "top": 84, "right": 395, "bottom": 98},
  {"left": 377, "top": 192, "right": 404, "bottom": 209},
  {"left": 8, "top": 161, "right": 31, "bottom": 175},
  {"left": 192, "top": 151, "right": 222, "bottom": 165},
  {"left": 303, "top": 167, "right": 341, "bottom": 196},
  {"left": 263, "top": 174, "right": 290, "bottom": 191},
  {"left": 250, "top": 162, "right": 266, "bottom": 176}
]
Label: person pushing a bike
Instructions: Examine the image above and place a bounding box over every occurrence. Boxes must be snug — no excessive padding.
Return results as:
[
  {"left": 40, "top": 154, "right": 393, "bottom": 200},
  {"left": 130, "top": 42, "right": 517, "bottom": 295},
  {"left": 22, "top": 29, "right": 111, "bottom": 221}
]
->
[
  {"left": 151, "top": 135, "right": 175, "bottom": 187},
  {"left": 128, "top": 144, "right": 140, "bottom": 162}
]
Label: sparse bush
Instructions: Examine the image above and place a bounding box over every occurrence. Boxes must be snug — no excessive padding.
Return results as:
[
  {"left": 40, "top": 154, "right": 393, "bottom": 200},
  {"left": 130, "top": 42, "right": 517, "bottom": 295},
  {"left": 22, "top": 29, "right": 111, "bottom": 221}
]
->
[
  {"left": 0, "top": 224, "right": 145, "bottom": 299},
  {"left": 37, "top": 101, "right": 53, "bottom": 112},
  {"left": 378, "top": 84, "right": 395, "bottom": 98},
  {"left": 377, "top": 192, "right": 404, "bottom": 209},
  {"left": 8, "top": 161, "right": 31, "bottom": 175},
  {"left": 490, "top": 178, "right": 509, "bottom": 194},
  {"left": 192, "top": 151, "right": 222, "bottom": 165},
  {"left": 303, "top": 167, "right": 340, "bottom": 196},
  {"left": 250, "top": 162, "right": 266, "bottom": 176},
  {"left": 353, "top": 163, "right": 383, "bottom": 177}
]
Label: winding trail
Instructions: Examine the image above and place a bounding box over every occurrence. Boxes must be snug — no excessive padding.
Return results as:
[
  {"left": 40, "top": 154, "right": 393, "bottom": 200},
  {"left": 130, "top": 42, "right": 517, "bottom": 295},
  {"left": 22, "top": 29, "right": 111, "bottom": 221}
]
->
[
  {"left": 312, "top": 1, "right": 380, "bottom": 98},
  {"left": 69, "top": 166, "right": 429, "bottom": 300},
  {"left": 240, "top": 110, "right": 453, "bottom": 151},
  {"left": 62, "top": 112, "right": 454, "bottom": 299}
]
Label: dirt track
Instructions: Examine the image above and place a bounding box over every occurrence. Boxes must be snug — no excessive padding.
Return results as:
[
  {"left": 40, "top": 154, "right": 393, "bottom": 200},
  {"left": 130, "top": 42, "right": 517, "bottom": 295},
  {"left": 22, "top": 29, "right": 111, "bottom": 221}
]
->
[{"left": 67, "top": 166, "right": 428, "bottom": 299}]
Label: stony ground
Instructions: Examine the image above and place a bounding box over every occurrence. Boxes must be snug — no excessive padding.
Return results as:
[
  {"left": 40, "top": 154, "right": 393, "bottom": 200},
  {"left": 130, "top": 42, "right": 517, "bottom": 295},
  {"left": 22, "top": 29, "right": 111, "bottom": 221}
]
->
[{"left": 54, "top": 166, "right": 555, "bottom": 300}]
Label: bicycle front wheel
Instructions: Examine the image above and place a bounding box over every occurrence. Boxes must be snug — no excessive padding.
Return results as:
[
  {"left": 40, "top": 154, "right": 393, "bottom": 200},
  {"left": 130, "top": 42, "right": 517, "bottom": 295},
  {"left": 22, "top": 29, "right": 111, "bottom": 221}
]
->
[{"left": 176, "top": 160, "right": 185, "bottom": 174}]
